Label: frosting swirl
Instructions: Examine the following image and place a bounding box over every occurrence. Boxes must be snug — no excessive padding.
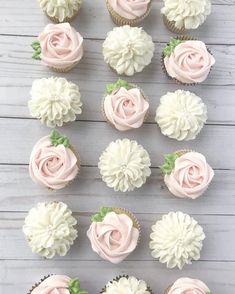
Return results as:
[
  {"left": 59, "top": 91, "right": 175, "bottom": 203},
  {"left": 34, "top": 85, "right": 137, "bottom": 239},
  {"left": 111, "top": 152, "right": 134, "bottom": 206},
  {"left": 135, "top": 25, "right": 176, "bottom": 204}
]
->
[
  {"left": 103, "top": 25, "right": 154, "bottom": 76},
  {"left": 29, "top": 135, "right": 79, "bottom": 190},
  {"left": 38, "top": 23, "right": 83, "bottom": 70},
  {"left": 156, "top": 90, "right": 207, "bottom": 141},
  {"left": 108, "top": 0, "right": 150, "bottom": 19},
  {"left": 104, "top": 87, "right": 149, "bottom": 131},
  {"left": 31, "top": 275, "right": 70, "bottom": 294},
  {"left": 164, "top": 152, "right": 214, "bottom": 199},
  {"left": 164, "top": 40, "right": 215, "bottom": 84},
  {"left": 168, "top": 277, "right": 210, "bottom": 294}
]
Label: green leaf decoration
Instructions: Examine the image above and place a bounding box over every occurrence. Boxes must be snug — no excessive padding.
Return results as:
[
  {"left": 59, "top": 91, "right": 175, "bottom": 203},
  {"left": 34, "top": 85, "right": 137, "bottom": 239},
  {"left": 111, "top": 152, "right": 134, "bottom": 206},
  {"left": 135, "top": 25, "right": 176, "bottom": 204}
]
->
[
  {"left": 68, "top": 278, "right": 88, "bottom": 294},
  {"left": 160, "top": 153, "right": 179, "bottom": 175},
  {"left": 106, "top": 79, "right": 131, "bottom": 94},
  {"left": 91, "top": 207, "right": 113, "bottom": 222},
  {"left": 31, "top": 40, "right": 41, "bottom": 60},
  {"left": 163, "top": 38, "right": 184, "bottom": 57},
  {"left": 50, "top": 130, "right": 70, "bottom": 148}
]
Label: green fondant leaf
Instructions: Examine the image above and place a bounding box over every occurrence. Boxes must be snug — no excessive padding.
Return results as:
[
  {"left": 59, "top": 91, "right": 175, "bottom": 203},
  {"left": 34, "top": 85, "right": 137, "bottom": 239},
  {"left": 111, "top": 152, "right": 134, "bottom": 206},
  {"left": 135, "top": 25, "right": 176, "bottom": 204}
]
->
[
  {"left": 50, "top": 130, "right": 70, "bottom": 148},
  {"left": 91, "top": 207, "right": 113, "bottom": 222},
  {"left": 31, "top": 40, "right": 41, "bottom": 60},
  {"left": 106, "top": 79, "right": 131, "bottom": 94},
  {"left": 68, "top": 278, "right": 88, "bottom": 294},
  {"left": 160, "top": 153, "right": 179, "bottom": 175},
  {"left": 163, "top": 38, "right": 184, "bottom": 57}
]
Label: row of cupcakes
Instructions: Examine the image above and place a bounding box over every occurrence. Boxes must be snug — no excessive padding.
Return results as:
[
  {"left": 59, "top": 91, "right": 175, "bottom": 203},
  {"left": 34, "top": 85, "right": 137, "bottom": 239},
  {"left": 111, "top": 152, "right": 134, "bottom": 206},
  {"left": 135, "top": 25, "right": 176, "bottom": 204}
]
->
[
  {"left": 38, "top": 0, "right": 212, "bottom": 34},
  {"left": 31, "top": 23, "right": 215, "bottom": 80}
]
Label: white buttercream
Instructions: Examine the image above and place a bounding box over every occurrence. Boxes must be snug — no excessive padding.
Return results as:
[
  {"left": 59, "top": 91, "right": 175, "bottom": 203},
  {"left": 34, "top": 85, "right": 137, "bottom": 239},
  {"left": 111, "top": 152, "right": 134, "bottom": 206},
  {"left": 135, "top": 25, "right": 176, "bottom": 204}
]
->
[
  {"left": 23, "top": 202, "right": 78, "bottom": 258},
  {"left": 29, "top": 77, "right": 82, "bottom": 128},
  {"left": 98, "top": 139, "right": 151, "bottom": 192},
  {"left": 149, "top": 211, "right": 205, "bottom": 269},
  {"left": 155, "top": 90, "right": 207, "bottom": 141},
  {"left": 103, "top": 25, "right": 154, "bottom": 76}
]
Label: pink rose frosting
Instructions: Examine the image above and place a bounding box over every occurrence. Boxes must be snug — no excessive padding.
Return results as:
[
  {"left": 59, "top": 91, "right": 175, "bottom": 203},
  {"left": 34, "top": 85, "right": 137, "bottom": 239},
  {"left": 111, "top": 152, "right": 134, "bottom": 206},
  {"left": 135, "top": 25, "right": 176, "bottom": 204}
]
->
[
  {"left": 38, "top": 23, "right": 83, "bottom": 70},
  {"left": 29, "top": 136, "right": 79, "bottom": 190},
  {"left": 164, "top": 40, "right": 215, "bottom": 84},
  {"left": 168, "top": 277, "right": 210, "bottom": 294},
  {"left": 104, "top": 87, "right": 149, "bottom": 131},
  {"left": 31, "top": 275, "right": 70, "bottom": 294},
  {"left": 164, "top": 152, "right": 214, "bottom": 199},
  {"left": 87, "top": 211, "right": 139, "bottom": 264},
  {"left": 108, "top": 0, "right": 150, "bottom": 19}
]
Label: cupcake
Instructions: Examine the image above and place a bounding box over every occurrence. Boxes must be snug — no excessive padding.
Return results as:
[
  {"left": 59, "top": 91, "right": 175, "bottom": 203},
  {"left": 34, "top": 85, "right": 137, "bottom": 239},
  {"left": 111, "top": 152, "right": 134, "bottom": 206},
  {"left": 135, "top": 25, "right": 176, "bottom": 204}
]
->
[
  {"left": 29, "top": 77, "right": 82, "bottom": 127},
  {"left": 23, "top": 202, "right": 78, "bottom": 258},
  {"left": 28, "top": 275, "right": 87, "bottom": 294},
  {"left": 106, "top": 0, "right": 152, "bottom": 26},
  {"left": 29, "top": 130, "right": 80, "bottom": 190},
  {"left": 87, "top": 207, "right": 140, "bottom": 264},
  {"left": 102, "top": 79, "right": 149, "bottom": 131},
  {"left": 38, "top": 0, "right": 82, "bottom": 23},
  {"left": 161, "top": 0, "right": 211, "bottom": 33},
  {"left": 98, "top": 139, "right": 151, "bottom": 192},
  {"left": 103, "top": 25, "right": 155, "bottom": 76},
  {"left": 101, "top": 275, "right": 154, "bottom": 294},
  {"left": 149, "top": 211, "right": 205, "bottom": 269},
  {"left": 165, "top": 277, "right": 211, "bottom": 294},
  {"left": 156, "top": 90, "right": 207, "bottom": 141},
  {"left": 162, "top": 37, "right": 215, "bottom": 85},
  {"left": 160, "top": 151, "right": 214, "bottom": 199},
  {"left": 31, "top": 23, "right": 83, "bottom": 72}
]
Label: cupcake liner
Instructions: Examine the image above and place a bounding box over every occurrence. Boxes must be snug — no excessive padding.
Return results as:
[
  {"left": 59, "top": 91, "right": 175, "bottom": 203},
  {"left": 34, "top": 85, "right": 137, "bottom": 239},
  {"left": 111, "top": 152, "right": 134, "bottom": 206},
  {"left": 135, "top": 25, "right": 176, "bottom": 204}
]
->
[
  {"left": 45, "top": 7, "right": 81, "bottom": 23},
  {"left": 112, "top": 207, "right": 141, "bottom": 234},
  {"left": 106, "top": 0, "right": 152, "bottom": 26},
  {"left": 174, "top": 149, "right": 193, "bottom": 157},
  {"left": 164, "top": 284, "right": 173, "bottom": 294},
  {"left": 162, "top": 15, "right": 186, "bottom": 34},
  {"left": 28, "top": 274, "right": 52, "bottom": 294},
  {"left": 48, "top": 61, "right": 79, "bottom": 73}
]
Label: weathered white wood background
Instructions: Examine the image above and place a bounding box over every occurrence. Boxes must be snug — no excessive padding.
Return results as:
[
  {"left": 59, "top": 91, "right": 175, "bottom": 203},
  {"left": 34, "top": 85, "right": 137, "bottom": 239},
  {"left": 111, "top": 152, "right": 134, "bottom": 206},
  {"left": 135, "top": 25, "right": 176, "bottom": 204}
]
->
[{"left": 0, "top": 0, "right": 235, "bottom": 293}]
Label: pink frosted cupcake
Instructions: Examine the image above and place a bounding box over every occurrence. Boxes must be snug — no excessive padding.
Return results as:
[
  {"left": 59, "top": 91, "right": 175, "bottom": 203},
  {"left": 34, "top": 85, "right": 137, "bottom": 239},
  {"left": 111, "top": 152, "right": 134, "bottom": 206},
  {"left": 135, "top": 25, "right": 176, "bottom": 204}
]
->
[
  {"left": 165, "top": 277, "right": 211, "bottom": 294},
  {"left": 160, "top": 151, "right": 214, "bottom": 199},
  {"left": 102, "top": 79, "right": 149, "bottom": 131},
  {"left": 29, "top": 130, "right": 80, "bottom": 190},
  {"left": 31, "top": 23, "right": 83, "bottom": 72}
]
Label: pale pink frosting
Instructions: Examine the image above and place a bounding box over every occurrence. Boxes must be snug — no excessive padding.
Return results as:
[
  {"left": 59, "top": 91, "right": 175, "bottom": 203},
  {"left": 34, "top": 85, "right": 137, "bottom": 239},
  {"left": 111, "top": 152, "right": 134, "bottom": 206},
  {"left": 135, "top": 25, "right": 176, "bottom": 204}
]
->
[
  {"left": 168, "top": 277, "right": 210, "bottom": 294},
  {"left": 87, "top": 211, "right": 139, "bottom": 264},
  {"left": 38, "top": 23, "right": 83, "bottom": 69},
  {"left": 104, "top": 87, "right": 149, "bottom": 131},
  {"left": 29, "top": 136, "right": 79, "bottom": 190},
  {"left": 31, "top": 275, "right": 70, "bottom": 294},
  {"left": 164, "top": 40, "right": 215, "bottom": 84},
  {"left": 164, "top": 152, "right": 214, "bottom": 199},
  {"left": 108, "top": 0, "right": 150, "bottom": 19}
]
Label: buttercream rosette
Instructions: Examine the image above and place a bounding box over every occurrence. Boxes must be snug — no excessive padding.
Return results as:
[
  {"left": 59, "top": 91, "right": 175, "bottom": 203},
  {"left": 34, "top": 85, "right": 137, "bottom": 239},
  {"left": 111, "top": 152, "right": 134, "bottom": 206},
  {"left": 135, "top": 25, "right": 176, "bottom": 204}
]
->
[
  {"left": 29, "top": 130, "right": 80, "bottom": 190},
  {"left": 31, "top": 23, "right": 83, "bottom": 72},
  {"left": 102, "top": 79, "right": 149, "bottom": 131},
  {"left": 156, "top": 90, "right": 207, "bottom": 141},
  {"left": 38, "top": 0, "right": 82, "bottom": 23},
  {"left": 29, "top": 77, "right": 82, "bottom": 127},
  {"left": 23, "top": 202, "right": 78, "bottom": 258},
  {"left": 149, "top": 211, "right": 205, "bottom": 269},
  {"left": 162, "top": 37, "right": 215, "bottom": 85},
  {"left": 106, "top": 0, "right": 152, "bottom": 26},
  {"left": 98, "top": 138, "right": 151, "bottom": 192},
  {"left": 87, "top": 207, "right": 140, "bottom": 264},
  {"left": 103, "top": 25, "right": 155, "bottom": 76},
  {"left": 165, "top": 277, "right": 211, "bottom": 294}
]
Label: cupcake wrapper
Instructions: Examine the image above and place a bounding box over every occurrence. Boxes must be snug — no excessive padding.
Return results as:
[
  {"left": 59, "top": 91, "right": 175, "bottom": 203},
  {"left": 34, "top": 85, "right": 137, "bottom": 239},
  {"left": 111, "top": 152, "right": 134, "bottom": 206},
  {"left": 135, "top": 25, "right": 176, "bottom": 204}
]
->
[
  {"left": 174, "top": 149, "right": 193, "bottom": 157},
  {"left": 28, "top": 274, "right": 52, "bottom": 294},
  {"left": 106, "top": 0, "right": 152, "bottom": 26},
  {"left": 112, "top": 207, "right": 141, "bottom": 233},
  {"left": 164, "top": 284, "right": 173, "bottom": 294},
  {"left": 162, "top": 15, "right": 186, "bottom": 34},
  {"left": 45, "top": 7, "right": 81, "bottom": 23},
  {"left": 48, "top": 61, "right": 79, "bottom": 73}
]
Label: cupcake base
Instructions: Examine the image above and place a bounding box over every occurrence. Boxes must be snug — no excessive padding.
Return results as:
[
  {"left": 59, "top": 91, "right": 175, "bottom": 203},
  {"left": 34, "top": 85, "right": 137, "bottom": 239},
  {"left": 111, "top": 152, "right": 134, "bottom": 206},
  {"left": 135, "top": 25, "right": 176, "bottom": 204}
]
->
[
  {"left": 48, "top": 61, "right": 79, "bottom": 73},
  {"left": 113, "top": 207, "right": 141, "bottom": 233},
  {"left": 163, "top": 15, "right": 186, "bottom": 34},
  {"left": 45, "top": 7, "right": 81, "bottom": 23},
  {"left": 28, "top": 275, "right": 52, "bottom": 294}
]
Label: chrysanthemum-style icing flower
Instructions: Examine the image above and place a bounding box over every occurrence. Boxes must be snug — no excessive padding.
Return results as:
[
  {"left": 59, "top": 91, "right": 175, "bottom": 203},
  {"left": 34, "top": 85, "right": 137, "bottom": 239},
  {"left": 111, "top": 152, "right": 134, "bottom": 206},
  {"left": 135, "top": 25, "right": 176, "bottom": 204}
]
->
[
  {"left": 149, "top": 211, "right": 205, "bottom": 269},
  {"left": 166, "top": 277, "right": 211, "bottom": 294},
  {"left": 23, "top": 202, "right": 78, "bottom": 258},
  {"left": 98, "top": 139, "right": 151, "bottom": 192}
]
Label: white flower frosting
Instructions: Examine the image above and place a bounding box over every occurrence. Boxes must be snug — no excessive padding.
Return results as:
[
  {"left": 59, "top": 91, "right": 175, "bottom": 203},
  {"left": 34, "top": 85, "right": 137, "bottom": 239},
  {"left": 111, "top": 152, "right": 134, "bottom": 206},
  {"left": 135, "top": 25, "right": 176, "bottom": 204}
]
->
[
  {"left": 103, "top": 25, "right": 155, "bottom": 76},
  {"left": 98, "top": 139, "right": 151, "bottom": 192},
  {"left": 29, "top": 77, "right": 82, "bottom": 127},
  {"left": 102, "top": 276, "right": 151, "bottom": 294},
  {"left": 38, "top": 0, "right": 82, "bottom": 22},
  {"left": 155, "top": 90, "right": 207, "bottom": 141},
  {"left": 161, "top": 0, "right": 211, "bottom": 30},
  {"left": 23, "top": 202, "right": 78, "bottom": 258},
  {"left": 149, "top": 211, "right": 205, "bottom": 269}
]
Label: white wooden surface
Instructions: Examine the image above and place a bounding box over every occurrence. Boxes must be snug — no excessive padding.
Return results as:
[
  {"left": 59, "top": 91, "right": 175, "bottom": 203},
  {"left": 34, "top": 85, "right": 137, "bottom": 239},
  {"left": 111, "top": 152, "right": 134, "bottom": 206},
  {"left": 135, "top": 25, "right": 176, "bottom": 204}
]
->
[{"left": 0, "top": 0, "right": 235, "bottom": 293}]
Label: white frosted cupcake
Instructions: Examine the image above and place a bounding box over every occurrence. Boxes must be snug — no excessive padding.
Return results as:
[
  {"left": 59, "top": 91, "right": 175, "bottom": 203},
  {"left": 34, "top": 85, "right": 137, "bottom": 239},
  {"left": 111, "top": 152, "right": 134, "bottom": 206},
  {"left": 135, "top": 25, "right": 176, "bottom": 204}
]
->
[
  {"left": 98, "top": 139, "right": 151, "bottom": 192},
  {"left": 103, "top": 25, "right": 155, "bottom": 76},
  {"left": 165, "top": 277, "right": 211, "bottom": 294},
  {"left": 29, "top": 77, "right": 82, "bottom": 127},
  {"left": 23, "top": 202, "right": 78, "bottom": 258},
  {"left": 38, "top": 0, "right": 82, "bottom": 23},
  {"left": 149, "top": 211, "right": 205, "bottom": 269},
  {"left": 156, "top": 90, "right": 207, "bottom": 141}
]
